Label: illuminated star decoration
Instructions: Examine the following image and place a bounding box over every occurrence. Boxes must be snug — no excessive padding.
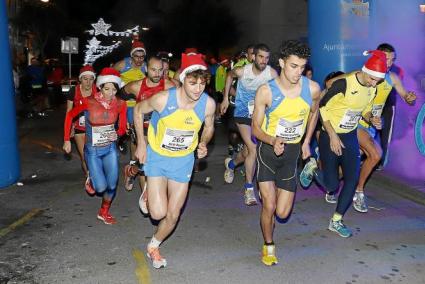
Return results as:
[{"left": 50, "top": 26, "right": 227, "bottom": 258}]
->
[
  {"left": 84, "top": 40, "right": 121, "bottom": 65},
  {"left": 87, "top": 37, "right": 101, "bottom": 51},
  {"left": 84, "top": 18, "right": 140, "bottom": 65},
  {"left": 91, "top": 18, "right": 111, "bottom": 36}
]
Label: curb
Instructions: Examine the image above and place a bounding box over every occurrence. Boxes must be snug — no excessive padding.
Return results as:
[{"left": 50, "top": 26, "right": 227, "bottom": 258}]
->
[{"left": 369, "top": 171, "right": 425, "bottom": 206}]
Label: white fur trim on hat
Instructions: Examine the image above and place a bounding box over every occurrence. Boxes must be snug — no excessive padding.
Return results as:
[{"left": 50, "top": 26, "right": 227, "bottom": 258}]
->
[
  {"left": 79, "top": 71, "right": 96, "bottom": 80},
  {"left": 179, "top": 65, "right": 207, "bottom": 83},
  {"left": 130, "top": 48, "right": 146, "bottom": 56},
  {"left": 96, "top": 75, "right": 123, "bottom": 88},
  {"left": 361, "top": 66, "right": 385, "bottom": 79}
]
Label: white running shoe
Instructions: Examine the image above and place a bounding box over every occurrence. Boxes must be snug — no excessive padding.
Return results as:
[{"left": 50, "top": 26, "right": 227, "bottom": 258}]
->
[
  {"left": 325, "top": 193, "right": 337, "bottom": 204},
  {"left": 244, "top": 188, "right": 258, "bottom": 206},
  {"left": 139, "top": 183, "right": 149, "bottom": 215},
  {"left": 147, "top": 246, "right": 167, "bottom": 269},
  {"left": 353, "top": 192, "right": 368, "bottom": 213},
  {"left": 224, "top": 157, "right": 235, "bottom": 184}
]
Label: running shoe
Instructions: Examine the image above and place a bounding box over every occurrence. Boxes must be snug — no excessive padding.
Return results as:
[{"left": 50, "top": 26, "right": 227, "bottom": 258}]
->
[
  {"left": 224, "top": 157, "right": 235, "bottom": 184},
  {"left": 147, "top": 246, "right": 167, "bottom": 269},
  {"left": 299, "top": 157, "right": 318, "bottom": 188},
  {"left": 353, "top": 192, "right": 368, "bottom": 213},
  {"left": 139, "top": 183, "right": 149, "bottom": 215},
  {"left": 124, "top": 164, "right": 137, "bottom": 191},
  {"left": 228, "top": 145, "right": 234, "bottom": 156},
  {"left": 328, "top": 219, "right": 352, "bottom": 238},
  {"left": 375, "top": 165, "right": 384, "bottom": 171},
  {"left": 325, "top": 193, "right": 337, "bottom": 204},
  {"left": 85, "top": 177, "right": 95, "bottom": 196},
  {"left": 244, "top": 188, "right": 257, "bottom": 206},
  {"left": 97, "top": 210, "right": 117, "bottom": 225},
  {"left": 261, "top": 245, "right": 278, "bottom": 266},
  {"left": 117, "top": 137, "right": 128, "bottom": 155}
]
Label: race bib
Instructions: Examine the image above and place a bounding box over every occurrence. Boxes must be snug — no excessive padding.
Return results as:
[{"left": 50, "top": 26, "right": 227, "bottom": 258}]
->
[
  {"left": 78, "top": 116, "right": 85, "bottom": 127},
  {"left": 339, "top": 110, "right": 362, "bottom": 130},
  {"left": 161, "top": 128, "right": 195, "bottom": 151},
  {"left": 371, "top": 104, "right": 384, "bottom": 117},
  {"left": 92, "top": 124, "right": 117, "bottom": 146},
  {"left": 248, "top": 100, "right": 255, "bottom": 117},
  {"left": 275, "top": 119, "right": 304, "bottom": 141}
]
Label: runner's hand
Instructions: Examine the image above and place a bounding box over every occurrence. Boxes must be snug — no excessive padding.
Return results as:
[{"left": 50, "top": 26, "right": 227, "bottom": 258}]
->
[
  {"left": 220, "top": 100, "right": 229, "bottom": 115},
  {"left": 404, "top": 91, "right": 416, "bottom": 105},
  {"left": 273, "top": 137, "right": 285, "bottom": 156},
  {"left": 63, "top": 141, "right": 71, "bottom": 154},
  {"left": 197, "top": 142, "right": 208, "bottom": 159},
  {"left": 135, "top": 144, "right": 147, "bottom": 163},
  {"left": 301, "top": 142, "right": 311, "bottom": 160},
  {"left": 329, "top": 134, "right": 344, "bottom": 156},
  {"left": 371, "top": 116, "right": 382, "bottom": 130}
]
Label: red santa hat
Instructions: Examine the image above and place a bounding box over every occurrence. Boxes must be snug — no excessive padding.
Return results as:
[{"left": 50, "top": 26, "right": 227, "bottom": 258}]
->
[
  {"left": 179, "top": 53, "right": 208, "bottom": 83},
  {"left": 96, "top": 67, "right": 123, "bottom": 88},
  {"left": 130, "top": 41, "right": 146, "bottom": 56},
  {"left": 362, "top": 50, "right": 387, "bottom": 78},
  {"left": 79, "top": 65, "right": 96, "bottom": 80},
  {"left": 184, "top": 47, "right": 198, "bottom": 55}
]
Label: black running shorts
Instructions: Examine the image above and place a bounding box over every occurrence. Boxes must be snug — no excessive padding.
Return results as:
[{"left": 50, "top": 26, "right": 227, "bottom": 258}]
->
[{"left": 256, "top": 141, "right": 300, "bottom": 192}]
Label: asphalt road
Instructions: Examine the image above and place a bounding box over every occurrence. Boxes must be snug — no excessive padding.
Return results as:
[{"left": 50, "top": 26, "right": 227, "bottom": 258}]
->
[{"left": 0, "top": 106, "right": 424, "bottom": 284}]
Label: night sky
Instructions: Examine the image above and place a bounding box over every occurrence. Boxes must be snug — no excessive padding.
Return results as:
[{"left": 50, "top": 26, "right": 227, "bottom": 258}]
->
[{"left": 14, "top": 0, "right": 238, "bottom": 69}]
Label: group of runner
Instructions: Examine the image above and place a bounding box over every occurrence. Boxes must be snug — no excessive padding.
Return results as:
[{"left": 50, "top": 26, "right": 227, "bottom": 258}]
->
[{"left": 63, "top": 39, "right": 415, "bottom": 268}]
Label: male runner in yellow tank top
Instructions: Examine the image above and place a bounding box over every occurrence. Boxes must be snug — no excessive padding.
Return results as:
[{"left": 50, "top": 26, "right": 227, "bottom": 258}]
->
[
  {"left": 252, "top": 40, "right": 321, "bottom": 266},
  {"left": 352, "top": 43, "right": 416, "bottom": 213},
  {"left": 319, "top": 50, "right": 386, "bottom": 238},
  {"left": 134, "top": 53, "right": 216, "bottom": 269},
  {"left": 317, "top": 44, "right": 416, "bottom": 213}
]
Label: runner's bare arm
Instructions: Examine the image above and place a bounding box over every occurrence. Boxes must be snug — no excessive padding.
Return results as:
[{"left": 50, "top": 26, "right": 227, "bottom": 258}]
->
[
  {"left": 270, "top": 67, "right": 279, "bottom": 79},
  {"left": 251, "top": 84, "right": 274, "bottom": 145},
  {"left": 134, "top": 90, "right": 168, "bottom": 146},
  {"left": 390, "top": 71, "right": 416, "bottom": 105},
  {"left": 200, "top": 97, "right": 216, "bottom": 145},
  {"left": 221, "top": 67, "right": 243, "bottom": 115},
  {"left": 197, "top": 97, "right": 216, "bottom": 158},
  {"left": 301, "top": 81, "right": 321, "bottom": 159},
  {"left": 123, "top": 80, "right": 141, "bottom": 97}
]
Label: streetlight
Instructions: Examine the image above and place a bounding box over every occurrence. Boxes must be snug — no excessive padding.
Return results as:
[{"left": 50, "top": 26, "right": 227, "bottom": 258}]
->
[{"left": 40, "top": 0, "right": 49, "bottom": 2}]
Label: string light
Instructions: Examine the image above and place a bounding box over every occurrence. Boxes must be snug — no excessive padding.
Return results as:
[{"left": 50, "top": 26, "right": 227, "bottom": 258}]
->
[{"left": 84, "top": 18, "right": 139, "bottom": 65}]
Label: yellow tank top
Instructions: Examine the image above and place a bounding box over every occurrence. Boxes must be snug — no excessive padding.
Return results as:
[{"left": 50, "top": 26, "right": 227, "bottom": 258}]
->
[
  {"left": 120, "top": 68, "right": 145, "bottom": 85},
  {"left": 119, "top": 59, "right": 146, "bottom": 107},
  {"left": 168, "top": 70, "right": 175, "bottom": 80},
  {"left": 148, "top": 88, "right": 208, "bottom": 157},
  {"left": 320, "top": 72, "right": 376, "bottom": 134},
  {"left": 261, "top": 77, "right": 312, "bottom": 144},
  {"left": 359, "top": 73, "right": 393, "bottom": 128}
]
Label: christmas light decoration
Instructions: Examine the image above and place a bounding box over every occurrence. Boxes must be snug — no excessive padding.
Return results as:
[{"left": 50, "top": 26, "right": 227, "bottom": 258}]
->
[{"left": 84, "top": 18, "right": 139, "bottom": 65}]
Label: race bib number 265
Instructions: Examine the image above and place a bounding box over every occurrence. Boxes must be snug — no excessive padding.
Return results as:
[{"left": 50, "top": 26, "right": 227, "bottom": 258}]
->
[{"left": 160, "top": 128, "right": 195, "bottom": 151}]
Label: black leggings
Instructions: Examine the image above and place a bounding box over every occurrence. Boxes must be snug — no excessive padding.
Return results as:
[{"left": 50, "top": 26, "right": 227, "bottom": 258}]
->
[
  {"left": 319, "top": 130, "right": 360, "bottom": 216},
  {"left": 380, "top": 103, "right": 395, "bottom": 165}
]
